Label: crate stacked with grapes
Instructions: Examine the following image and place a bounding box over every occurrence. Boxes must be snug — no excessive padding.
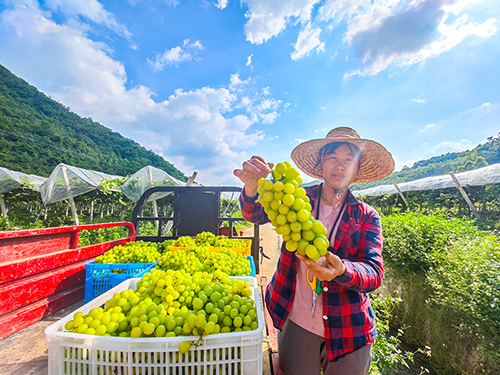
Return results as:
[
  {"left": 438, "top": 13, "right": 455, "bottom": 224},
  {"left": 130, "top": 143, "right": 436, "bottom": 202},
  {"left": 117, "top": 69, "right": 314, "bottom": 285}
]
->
[
  {"left": 257, "top": 161, "right": 329, "bottom": 261},
  {"left": 46, "top": 268, "right": 263, "bottom": 375}
]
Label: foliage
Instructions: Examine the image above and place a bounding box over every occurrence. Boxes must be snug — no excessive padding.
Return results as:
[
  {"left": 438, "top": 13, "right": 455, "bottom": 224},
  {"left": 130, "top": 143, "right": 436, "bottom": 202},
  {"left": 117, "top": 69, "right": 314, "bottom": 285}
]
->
[
  {"left": 78, "top": 219, "right": 130, "bottom": 248},
  {"left": 370, "top": 292, "right": 429, "bottom": 375},
  {"left": 426, "top": 234, "right": 500, "bottom": 348},
  {"left": 0, "top": 64, "right": 187, "bottom": 180},
  {"left": 381, "top": 212, "right": 500, "bottom": 374},
  {"left": 381, "top": 212, "right": 478, "bottom": 277}
]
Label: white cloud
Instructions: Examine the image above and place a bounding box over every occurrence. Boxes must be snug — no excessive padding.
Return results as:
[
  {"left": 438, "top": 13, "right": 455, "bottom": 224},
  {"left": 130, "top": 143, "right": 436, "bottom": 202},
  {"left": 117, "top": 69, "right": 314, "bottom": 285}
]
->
[
  {"left": 419, "top": 123, "right": 437, "bottom": 132},
  {"left": 246, "top": 54, "right": 253, "bottom": 67},
  {"left": 345, "top": 0, "right": 498, "bottom": 76},
  {"left": 421, "top": 139, "right": 473, "bottom": 158},
  {"left": 295, "top": 138, "right": 307, "bottom": 143},
  {"left": 45, "top": 0, "right": 132, "bottom": 38},
  {"left": 149, "top": 47, "right": 192, "bottom": 71},
  {"left": 215, "top": 0, "right": 229, "bottom": 10},
  {"left": 291, "top": 23, "right": 325, "bottom": 60},
  {"left": 148, "top": 40, "right": 203, "bottom": 71},
  {"left": 393, "top": 155, "right": 418, "bottom": 172},
  {"left": 317, "top": 0, "right": 372, "bottom": 24},
  {"left": 465, "top": 101, "right": 497, "bottom": 113},
  {"left": 0, "top": 3, "right": 283, "bottom": 185},
  {"left": 229, "top": 73, "right": 251, "bottom": 91},
  {"left": 411, "top": 98, "right": 426, "bottom": 103},
  {"left": 260, "top": 111, "right": 278, "bottom": 123},
  {"left": 233, "top": 0, "right": 495, "bottom": 71},
  {"left": 241, "top": 0, "right": 321, "bottom": 44}
]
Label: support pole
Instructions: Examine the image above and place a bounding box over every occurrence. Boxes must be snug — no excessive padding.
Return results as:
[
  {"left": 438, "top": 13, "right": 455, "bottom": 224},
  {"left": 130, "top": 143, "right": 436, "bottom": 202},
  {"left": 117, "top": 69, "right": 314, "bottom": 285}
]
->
[
  {"left": 186, "top": 171, "right": 198, "bottom": 186},
  {"left": 0, "top": 195, "right": 6, "bottom": 218},
  {"left": 90, "top": 200, "right": 94, "bottom": 222},
  {"left": 394, "top": 184, "right": 410, "bottom": 210},
  {"left": 61, "top": 165, "right": 79, "bottom": 225},
  {"left": 450, "top": 172, "right": 480, "bottom": 220},
  {"left": 147, "top": 167, "right": 158, "bottom": 217},
  {"left": 222, "top": 192, "right": 235, "bottom": 217}
]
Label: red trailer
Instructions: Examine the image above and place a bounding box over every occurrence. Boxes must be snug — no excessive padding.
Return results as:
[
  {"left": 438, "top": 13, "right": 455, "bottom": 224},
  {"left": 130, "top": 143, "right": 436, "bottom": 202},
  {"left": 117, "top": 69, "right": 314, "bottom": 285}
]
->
[{"left": 0, "top": 222, "right": 135, "bottom": 340}]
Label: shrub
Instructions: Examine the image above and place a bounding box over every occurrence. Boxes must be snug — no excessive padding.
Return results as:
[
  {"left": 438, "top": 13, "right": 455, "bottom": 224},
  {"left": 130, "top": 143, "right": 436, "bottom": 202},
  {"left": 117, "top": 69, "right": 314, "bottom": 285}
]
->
[{"left": 381, "top": 212, "right": 500, "bottom": 374}]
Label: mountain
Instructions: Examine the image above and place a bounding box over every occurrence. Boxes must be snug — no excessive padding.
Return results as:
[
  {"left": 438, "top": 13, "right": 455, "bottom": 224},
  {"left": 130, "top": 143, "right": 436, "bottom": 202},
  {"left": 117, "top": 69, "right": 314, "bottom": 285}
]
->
[
  {"left": 0, "top": 64, "right": 187, "bottom": 181},
  {"left": 349, "top": 134, "right": 500, "bottom": 191}
]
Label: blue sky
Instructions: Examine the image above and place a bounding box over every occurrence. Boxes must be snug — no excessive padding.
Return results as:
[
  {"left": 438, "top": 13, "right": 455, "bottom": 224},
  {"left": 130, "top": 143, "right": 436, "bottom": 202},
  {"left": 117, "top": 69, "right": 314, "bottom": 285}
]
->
[{"left": 0, "top": 0, "right": 499, "bottom": 185}]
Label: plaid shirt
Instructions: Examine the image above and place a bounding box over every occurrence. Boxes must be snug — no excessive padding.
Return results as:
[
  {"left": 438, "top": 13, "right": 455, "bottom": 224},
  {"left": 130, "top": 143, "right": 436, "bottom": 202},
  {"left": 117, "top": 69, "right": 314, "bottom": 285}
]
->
[{"left": 240, "top": 184, "right": 384, "bottom": 362}]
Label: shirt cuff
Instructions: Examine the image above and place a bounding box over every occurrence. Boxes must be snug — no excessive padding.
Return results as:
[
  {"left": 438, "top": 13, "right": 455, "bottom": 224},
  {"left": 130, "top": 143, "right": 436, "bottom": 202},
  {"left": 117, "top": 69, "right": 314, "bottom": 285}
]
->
[
  {"left": 334, "top": 260, "right": 354, "bottom": 286},
  {"left": 241, "top": 188, "right": 259, "bottom": 204}
]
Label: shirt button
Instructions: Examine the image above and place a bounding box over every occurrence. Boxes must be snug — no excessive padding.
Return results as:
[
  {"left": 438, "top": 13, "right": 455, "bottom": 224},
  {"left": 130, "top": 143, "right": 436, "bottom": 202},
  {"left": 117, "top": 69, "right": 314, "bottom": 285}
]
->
[
  {"left": 323, "top": 315, "right": 328, "bottom": 320},
  {"left": 323, "top": 287, "right": 328, "bottom": 292}
]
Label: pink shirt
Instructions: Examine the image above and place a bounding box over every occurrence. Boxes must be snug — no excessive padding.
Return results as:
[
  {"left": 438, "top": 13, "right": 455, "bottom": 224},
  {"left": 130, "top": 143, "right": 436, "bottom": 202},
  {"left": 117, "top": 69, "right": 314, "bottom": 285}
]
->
[{"left": 287, "top": 202, "right": 344, "bottom": 336}]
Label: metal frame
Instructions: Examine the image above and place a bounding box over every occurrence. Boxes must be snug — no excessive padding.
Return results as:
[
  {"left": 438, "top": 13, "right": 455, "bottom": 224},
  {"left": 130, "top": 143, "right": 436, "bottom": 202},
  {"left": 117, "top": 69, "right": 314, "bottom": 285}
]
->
[{"left": 131, "top": 186, "right": 261, "bottom": 273}]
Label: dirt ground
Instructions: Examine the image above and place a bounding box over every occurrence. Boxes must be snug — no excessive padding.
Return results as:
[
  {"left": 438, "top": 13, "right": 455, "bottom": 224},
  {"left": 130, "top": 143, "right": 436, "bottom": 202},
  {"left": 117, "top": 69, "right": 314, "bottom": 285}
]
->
[{"left": 241, "top": 223, "right": 281, "bottom": 280}]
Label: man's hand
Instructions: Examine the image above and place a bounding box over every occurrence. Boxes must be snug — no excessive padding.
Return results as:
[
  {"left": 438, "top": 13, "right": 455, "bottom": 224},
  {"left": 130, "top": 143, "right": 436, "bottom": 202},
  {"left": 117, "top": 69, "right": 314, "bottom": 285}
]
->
[
  {"left": 297, "top": 252, "right": 346, "bottom": 282},
  {"left": 233, "top": 156, "right": 273, "bottom": 198}
]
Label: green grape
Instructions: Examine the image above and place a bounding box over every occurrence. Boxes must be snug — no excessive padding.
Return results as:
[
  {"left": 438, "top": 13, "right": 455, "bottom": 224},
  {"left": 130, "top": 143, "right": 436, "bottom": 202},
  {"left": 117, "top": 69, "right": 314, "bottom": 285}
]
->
[{"left": 179, "top": 341, "right": 191, "bottom": 354}]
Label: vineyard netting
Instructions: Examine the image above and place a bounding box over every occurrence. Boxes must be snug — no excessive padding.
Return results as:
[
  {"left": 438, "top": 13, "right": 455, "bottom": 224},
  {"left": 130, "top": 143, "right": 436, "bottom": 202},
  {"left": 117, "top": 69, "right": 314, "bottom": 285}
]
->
[{"left": 352, "top": 163, "right": 500, "bottom": 197}]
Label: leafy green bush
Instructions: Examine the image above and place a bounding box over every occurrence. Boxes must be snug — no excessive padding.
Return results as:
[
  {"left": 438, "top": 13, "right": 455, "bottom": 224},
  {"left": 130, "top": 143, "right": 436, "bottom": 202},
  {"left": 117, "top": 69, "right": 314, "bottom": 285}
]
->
[
  {"left": 427, "top": 234, "right": 500, "bottom": 347},
  {"left": 381, "top": 212, "right": 478, "bottom": 277},
  {"left": 370, "top": 292, "right": 428, "bottom": 375},
  {"left": 381, "top": 212, "right": 500, "bottom": 374}
]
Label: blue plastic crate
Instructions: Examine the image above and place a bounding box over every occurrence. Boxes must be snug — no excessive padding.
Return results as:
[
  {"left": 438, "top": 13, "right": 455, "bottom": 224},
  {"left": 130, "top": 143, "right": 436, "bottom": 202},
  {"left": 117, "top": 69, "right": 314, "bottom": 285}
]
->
[
  {"left": 84, "top": 261, "right": 156, "bottom": 304},
  {"left": 247, "top": 255, "right": 256, "bottom": 277}
]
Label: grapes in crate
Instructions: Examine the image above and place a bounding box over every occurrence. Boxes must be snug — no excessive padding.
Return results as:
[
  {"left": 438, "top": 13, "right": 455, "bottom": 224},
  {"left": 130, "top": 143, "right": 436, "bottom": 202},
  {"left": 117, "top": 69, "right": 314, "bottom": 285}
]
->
[
  {"left": 257, "top": 162, "right": 329, "bottom": 261},
  {"left": 157, "top": 235, "right": 251, "bottom": 276},
  {"left": 64, "top": 269, "right": 259, "bottom": 348}
]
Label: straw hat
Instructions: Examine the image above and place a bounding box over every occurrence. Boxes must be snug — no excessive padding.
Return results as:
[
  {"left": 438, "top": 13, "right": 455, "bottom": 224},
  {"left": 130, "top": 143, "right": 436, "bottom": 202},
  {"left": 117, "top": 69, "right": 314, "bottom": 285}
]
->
[{"left": 291, "top": 127, "right": 395, "bottom": 183}]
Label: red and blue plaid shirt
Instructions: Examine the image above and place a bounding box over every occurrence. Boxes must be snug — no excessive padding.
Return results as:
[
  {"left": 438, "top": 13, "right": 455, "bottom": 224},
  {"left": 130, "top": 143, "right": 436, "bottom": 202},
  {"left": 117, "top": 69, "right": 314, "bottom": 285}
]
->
[{"left": 240, "top": 183, "right": 384, "bottom": 362}]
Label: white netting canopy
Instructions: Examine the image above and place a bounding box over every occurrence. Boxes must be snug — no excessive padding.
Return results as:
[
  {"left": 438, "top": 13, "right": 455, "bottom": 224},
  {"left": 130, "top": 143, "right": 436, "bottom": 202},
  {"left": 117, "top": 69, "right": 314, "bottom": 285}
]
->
[
  {"left": 352, "top": 163, "right": 500, "bottom": 197},
  {"left": 119, "top": 166, "right": 185, "bottom": 202},
  {"left": 0, "top": 167, "right": 47, "bottom": 194},
  {"left": 40, "top": 164, "right": 124, "bottom": 205}
]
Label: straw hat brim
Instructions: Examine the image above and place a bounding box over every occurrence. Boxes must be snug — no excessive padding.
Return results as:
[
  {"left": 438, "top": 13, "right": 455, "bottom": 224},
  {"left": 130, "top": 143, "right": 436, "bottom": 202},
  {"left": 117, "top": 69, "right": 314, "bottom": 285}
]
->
[{"left": 291, "top": 137, "right": 395, "bottom": 183}]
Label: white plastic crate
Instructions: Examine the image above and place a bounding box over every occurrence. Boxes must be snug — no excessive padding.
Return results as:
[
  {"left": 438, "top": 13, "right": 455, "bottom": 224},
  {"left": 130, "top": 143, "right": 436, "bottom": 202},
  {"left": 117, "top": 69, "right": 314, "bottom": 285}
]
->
[{"left": 45, "top": 276, "right": 264, "bottom": 375}]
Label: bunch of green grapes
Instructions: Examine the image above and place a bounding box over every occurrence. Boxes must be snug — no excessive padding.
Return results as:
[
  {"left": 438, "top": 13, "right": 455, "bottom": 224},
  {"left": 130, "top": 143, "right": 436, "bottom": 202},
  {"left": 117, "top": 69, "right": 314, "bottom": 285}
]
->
[
  {"left": 195, "top": 231, "right": 216, "bottom": 246},
  {"left": 199, "top": 248, "right": 251, "bottom": 276},
  {"left": 212, "top": 236, "right": 248, "bottom": 248},
  {"left": 156, "top": 248, "right": 204, "bottom": 274},
  {"left": 173, "top": 236, "right": 197, "bottom": 248},
  {"left": 64, "top": 269, "right": 258, "bottom": 355},
  {"left": 156, "top": 246, "right": 251, "bottom": 276},
  {"left": 94, "top": 241, "right": 161, "bottom": 264},
  {"left": 257, "top": 162, "right": 329, "bottom": 261}
]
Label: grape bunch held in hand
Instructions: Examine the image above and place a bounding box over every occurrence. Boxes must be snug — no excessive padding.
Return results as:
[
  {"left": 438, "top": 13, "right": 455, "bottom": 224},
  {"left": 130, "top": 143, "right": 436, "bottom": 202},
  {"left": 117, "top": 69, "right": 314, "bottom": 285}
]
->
[{"left": 257, "top": 162, "right": 329, "bottom": 261}]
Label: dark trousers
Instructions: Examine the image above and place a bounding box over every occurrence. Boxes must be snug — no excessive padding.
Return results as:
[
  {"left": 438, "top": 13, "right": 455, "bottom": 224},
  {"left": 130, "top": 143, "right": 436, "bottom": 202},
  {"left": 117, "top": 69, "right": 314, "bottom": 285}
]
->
[{"left": 277, "top": 319, "right": 372, "bottom": 375}]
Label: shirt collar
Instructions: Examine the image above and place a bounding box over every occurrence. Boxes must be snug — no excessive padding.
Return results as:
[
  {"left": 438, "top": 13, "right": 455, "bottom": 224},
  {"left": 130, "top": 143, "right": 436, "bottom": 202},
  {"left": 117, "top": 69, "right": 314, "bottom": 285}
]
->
[{"left": 306, "top": 183, "right": 360, "bottom": 211}]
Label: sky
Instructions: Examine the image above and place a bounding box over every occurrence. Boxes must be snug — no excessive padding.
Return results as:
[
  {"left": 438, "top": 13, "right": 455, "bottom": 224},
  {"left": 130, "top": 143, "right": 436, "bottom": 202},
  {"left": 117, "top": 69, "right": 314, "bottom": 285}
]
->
[{"left": 0, "top": 0, "right": 499, "bottom": 186}]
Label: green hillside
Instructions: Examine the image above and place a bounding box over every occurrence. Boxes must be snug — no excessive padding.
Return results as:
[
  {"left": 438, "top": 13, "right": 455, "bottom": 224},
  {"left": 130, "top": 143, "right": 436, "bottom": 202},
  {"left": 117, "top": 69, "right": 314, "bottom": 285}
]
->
[
  {"left": 349, "top": 134, "right": 500, "bottom": 191},
  {"left": 0, "top": 64, "right": 187, "bottom": 181}
]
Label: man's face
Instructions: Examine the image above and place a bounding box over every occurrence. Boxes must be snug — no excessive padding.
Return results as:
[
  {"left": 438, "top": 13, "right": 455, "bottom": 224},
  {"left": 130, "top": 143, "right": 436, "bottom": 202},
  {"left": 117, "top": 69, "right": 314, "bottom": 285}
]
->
[{"left": 321, "top": 143, "right": 360, "bottom": 191}]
